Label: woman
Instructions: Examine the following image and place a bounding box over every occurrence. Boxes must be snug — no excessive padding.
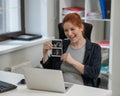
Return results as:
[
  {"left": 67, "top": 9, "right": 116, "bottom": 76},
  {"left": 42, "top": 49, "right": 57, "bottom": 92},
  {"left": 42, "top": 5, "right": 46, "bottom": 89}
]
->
[{"left": 40, "top": 13, "right": 101, "bottom": 87}]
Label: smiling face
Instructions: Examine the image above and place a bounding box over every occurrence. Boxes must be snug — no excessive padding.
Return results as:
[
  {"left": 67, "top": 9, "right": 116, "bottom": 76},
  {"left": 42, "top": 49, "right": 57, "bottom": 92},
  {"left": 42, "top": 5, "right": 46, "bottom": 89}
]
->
[
  {"left": 62, "top": 13, "right": 85, "bottom": 44},
  {"left": 63, "top": 21, "right": 84, "bottom": 44}
]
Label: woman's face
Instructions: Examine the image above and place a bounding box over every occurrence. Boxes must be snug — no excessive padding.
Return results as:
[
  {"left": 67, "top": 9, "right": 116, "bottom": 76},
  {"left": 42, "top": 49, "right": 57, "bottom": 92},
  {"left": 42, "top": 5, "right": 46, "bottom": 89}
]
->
[{"left": 63, "top": 22, "right": 84, "bottom": 44}]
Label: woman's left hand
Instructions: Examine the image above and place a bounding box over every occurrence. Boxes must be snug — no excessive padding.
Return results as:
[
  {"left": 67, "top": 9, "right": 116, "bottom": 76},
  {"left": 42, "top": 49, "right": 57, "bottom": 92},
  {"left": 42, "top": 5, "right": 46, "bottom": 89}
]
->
[{"left": 61, "top": 53, "right": 75, "bottom": 65}]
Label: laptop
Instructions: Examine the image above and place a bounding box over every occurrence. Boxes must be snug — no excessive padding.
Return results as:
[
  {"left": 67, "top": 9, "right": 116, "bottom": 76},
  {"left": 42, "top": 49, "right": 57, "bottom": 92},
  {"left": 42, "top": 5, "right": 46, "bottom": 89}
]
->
[{"left": 23, "top": 67, "right": 73, "bottom": 93}]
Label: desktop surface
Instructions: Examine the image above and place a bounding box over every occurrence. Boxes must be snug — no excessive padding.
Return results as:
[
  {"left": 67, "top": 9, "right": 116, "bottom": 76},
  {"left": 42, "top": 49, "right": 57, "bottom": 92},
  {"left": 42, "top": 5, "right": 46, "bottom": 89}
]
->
[
  {"left": 0, "top": 71, "right": 112, "bottom": 96},
  {"left": 0, "top": 84, "right": 112, "bottom": 96}
]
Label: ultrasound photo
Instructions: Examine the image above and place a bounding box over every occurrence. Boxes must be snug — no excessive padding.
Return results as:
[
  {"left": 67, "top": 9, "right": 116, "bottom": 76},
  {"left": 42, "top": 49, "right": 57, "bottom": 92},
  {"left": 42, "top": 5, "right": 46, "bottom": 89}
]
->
[
  {"left": 52, "top": 40, "right": 62, "bottom": 47},
  {"left": 51, "top": 39, "right": 63, "bottom": 57},
  {"left": 52, "top": 49, "right": 62, "bottom": 56}
]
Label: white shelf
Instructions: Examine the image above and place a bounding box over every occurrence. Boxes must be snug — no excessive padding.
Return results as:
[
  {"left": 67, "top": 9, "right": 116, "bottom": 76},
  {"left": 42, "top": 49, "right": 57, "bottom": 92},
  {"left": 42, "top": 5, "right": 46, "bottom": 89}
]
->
[
  {"left": 86, "top": 18, "right": 111, "bottom": 22},
  {"left": 0, "top": 36, "right": 50, "bottom": 55},
  {"left": 59, "top": 0, "right": 111, "bottom": 89},
  {"left": 100, "top": 45, "right": 110, "bottom": 49}
]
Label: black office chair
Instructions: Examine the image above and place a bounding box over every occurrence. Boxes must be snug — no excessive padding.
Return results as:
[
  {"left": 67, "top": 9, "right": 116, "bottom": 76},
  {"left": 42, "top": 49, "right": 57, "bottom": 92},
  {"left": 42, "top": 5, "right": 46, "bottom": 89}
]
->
[
  {"left": 58, "top": 22, "right": 93, "bottom": 40},
  {"left": 58, "top": 22, "right": 101, "bottom": 88}
]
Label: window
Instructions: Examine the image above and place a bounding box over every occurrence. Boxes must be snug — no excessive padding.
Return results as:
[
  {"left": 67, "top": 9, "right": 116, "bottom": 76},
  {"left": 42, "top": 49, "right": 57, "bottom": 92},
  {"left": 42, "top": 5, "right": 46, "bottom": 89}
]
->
[{"left": 0, "top": 0, "right": 25, "bottom": 41}]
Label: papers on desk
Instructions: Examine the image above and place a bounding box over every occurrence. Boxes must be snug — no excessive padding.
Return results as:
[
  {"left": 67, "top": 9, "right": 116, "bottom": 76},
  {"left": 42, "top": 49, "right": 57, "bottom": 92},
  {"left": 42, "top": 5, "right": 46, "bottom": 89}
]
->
[{"left": 0, "top": 71, "right": 24, "bottom": 85}]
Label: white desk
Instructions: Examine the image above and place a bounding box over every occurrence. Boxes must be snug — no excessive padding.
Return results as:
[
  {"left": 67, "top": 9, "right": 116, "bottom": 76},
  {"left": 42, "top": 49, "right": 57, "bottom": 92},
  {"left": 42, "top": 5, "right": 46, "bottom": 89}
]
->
[{"left": 0, "top": 71, "right": 112, "bottom": 96}]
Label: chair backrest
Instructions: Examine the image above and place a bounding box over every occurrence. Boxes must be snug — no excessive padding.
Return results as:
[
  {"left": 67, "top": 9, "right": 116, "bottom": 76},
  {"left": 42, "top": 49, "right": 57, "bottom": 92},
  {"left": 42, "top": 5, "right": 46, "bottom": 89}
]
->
[{"left": 58, "top": 22, "right": 93, "bottom": 41}]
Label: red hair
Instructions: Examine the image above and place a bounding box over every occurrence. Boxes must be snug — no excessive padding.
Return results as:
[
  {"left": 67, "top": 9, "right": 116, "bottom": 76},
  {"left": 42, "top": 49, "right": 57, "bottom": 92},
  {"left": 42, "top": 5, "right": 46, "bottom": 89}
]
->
[{"left": 62, "top": 13, "right": 83, "bottom": 29}]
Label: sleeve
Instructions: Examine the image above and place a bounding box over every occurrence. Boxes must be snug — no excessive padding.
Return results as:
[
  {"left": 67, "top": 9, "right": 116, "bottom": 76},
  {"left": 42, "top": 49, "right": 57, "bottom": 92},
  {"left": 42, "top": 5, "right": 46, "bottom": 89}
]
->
[
  {"left": 84, "top": 44, "right": 101, "bottom": 79},
  {"left": 40, "top": 56, "right": 54, "bottom": 69},
  {"left": 40, "top": 56, "right": 62, "bottom": 70}
]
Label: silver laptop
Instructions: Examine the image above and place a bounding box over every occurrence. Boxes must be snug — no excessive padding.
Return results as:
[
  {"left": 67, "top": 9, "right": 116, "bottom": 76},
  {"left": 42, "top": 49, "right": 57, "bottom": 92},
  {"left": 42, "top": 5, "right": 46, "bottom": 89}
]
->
[{"left": 23, "top": 67, "right": 72, "bottom": 93}]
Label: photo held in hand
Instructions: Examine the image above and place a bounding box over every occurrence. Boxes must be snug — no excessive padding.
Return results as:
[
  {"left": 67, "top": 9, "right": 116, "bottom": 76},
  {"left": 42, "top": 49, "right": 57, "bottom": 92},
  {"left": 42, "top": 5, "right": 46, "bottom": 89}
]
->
[{"left": 51, "top": 39, "right": 63, "bottom": 57}]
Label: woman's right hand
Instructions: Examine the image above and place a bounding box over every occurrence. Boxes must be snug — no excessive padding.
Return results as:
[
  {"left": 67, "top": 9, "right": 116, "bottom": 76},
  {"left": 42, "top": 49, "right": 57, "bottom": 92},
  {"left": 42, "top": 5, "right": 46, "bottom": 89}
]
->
[{"left": 43, "top": 41, "right": 52, "bottom": 54}]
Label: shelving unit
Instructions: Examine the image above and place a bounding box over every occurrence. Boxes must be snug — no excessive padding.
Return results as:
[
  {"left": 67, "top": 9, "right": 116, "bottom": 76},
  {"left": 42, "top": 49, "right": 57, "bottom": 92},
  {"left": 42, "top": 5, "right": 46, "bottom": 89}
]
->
[{"left": 59, "top": 0, "right": 111, "bottom": 89}]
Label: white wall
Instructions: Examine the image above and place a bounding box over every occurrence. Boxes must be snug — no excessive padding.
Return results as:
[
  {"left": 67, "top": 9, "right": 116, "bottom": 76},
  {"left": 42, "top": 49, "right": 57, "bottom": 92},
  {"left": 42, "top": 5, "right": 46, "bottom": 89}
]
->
[
  {"left": 110, "top": 0, "right": 120, "bottom": 96},
  {"left": 25, "top": 0, "right": 59, "bottom": 38},
  {"left": 0, "top": 43, "right": 43, "bottom": 73},
  {"left": 47, "top": 0, "right": 59, "bottom": 38},
  {"left": 25, "top": 0, "right": 42, "bottom": 35}
]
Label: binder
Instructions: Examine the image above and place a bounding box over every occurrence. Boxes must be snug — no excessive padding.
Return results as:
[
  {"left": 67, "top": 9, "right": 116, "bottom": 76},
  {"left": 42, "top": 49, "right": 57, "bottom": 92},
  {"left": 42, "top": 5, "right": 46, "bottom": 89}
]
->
[
  {"left": 106, "top": 0, "right": 111, "bottom": 19},
  {"left": 99, "top": 0, "right": 107, "bottom": 19}
]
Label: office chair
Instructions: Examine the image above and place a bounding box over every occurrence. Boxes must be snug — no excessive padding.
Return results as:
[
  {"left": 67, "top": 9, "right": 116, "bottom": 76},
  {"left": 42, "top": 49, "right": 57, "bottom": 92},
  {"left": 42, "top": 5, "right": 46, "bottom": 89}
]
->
[
  {"left": 58, "top": 22, "right": 93, "bottom": 40},
  {"left": 58, "top": 22, "right": 101, "bottom": 88}
]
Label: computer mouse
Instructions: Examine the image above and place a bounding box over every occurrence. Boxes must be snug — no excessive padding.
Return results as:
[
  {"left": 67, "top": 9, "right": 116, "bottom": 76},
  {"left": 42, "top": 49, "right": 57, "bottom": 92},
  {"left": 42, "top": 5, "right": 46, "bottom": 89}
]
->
[{"left": 18, "top": 79, "right": 26, "bottom": 85}]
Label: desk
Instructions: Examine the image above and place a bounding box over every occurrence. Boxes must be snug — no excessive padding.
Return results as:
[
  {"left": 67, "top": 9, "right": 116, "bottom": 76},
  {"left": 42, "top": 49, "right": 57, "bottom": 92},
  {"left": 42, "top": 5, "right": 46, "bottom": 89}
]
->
[{"left": 0, "top": 71, "right": 112, "bottom": 96}]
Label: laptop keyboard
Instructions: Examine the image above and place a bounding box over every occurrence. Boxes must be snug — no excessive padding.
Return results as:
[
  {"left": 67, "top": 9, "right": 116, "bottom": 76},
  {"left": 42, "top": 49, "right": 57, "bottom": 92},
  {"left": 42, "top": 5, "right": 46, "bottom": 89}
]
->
[{"left": 0, "top": 81, "right": 17, "bottom": 93}]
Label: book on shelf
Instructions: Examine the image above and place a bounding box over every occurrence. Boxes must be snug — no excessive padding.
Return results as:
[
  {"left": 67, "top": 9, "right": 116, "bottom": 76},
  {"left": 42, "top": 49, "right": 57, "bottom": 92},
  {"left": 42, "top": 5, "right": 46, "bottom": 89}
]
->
[
  {"left": 101, "top": 65, "right": 109, "bottom": 74},
  {"left": 98, "top": 40, "right": 109, "bottom": 48},
  {"left": 62, "top": 7, "right": 84, "bottom": 17},
  {"left": 99, "top": 0, "right": 107, "bottom": 19},
  {"left": 86, "top": 12, "right": 102, "bottom": 19},
  {"left": 106, "top": 0, "right": 111, "bottom": 19}
]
